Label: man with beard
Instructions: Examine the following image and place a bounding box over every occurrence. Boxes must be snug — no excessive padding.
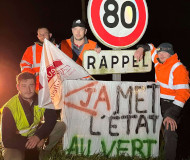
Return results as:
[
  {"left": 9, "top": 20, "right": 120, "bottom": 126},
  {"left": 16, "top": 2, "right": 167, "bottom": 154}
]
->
[
  {"left": 20, "top": 27, "right": 58, "bottom": 90},
  {"left": 1, "top": 72, "right": 65, "bottom": 160}
]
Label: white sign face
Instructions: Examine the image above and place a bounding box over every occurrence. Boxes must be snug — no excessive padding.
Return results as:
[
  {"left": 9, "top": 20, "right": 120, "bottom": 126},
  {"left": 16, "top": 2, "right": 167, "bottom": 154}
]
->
[
  {"left": 83, "top": 50, "right": 152, "bottom": 75},
  {"left": 63, "top": 80, "right": 162, "bottom": 158},
  {"left": 87, "top": 0, "right": 148, "bottom": 49}
]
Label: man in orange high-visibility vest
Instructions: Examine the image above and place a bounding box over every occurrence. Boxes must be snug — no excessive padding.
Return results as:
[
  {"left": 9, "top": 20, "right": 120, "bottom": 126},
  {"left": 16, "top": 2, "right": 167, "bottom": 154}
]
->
[
  {"left": 20, "top": 27, "right": 58, "bottom": 90},
  {"left": 134, "top": 43, "right": 190, "bottom": 160},
  {"left": 60, "top": 19, "right": 101, "bottom": 67}
]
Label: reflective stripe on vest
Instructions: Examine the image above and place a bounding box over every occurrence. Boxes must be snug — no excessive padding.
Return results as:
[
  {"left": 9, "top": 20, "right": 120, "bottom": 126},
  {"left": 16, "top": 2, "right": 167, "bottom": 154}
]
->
[
  {"left": 160, "top": 94, "right": 185, "bottom": 107},
  {"left": 20, "top": 60, "right": 32, "bottom": 66},
  {"left": 151, "top": 49, "right": 157, "bottom": 62},
  {"left": 20, "top": 60, "right": 32, "bottom": 71},
  {"left": 173, "top": 99, "right": 184, "bottom": 107},
  {"left": 160, "top": 94, "right": 175, "bottom": 100},
  {"left": 154, "top": 63, "right": 159, "bottom": 81},
  {"left": 32, "top": 44, "right": 41, "bottom": 68},
  {"left": 149, "top": 44, "right": 157, "bottom": 62},
  {"left": 156, "top": 62, "right": 189, "bottom": 90},
  {"left": 19, "top": 124, "right": 38, "bottom": 134},
  {"left": 20, "top": 66, "right": 31, "bottom": 71}
]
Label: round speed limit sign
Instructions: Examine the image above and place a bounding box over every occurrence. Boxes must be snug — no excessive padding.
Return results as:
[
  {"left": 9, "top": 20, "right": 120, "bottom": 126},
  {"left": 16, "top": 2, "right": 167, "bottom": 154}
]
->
[{"left": 87, "top": 0, "right": 148, "bottom": 49}]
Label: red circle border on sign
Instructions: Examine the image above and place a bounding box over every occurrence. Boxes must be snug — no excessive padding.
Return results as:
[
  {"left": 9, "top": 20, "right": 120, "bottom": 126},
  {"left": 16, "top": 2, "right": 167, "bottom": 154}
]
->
[{"left": 90, "top": 0, "right": 148, "bottom": 48}]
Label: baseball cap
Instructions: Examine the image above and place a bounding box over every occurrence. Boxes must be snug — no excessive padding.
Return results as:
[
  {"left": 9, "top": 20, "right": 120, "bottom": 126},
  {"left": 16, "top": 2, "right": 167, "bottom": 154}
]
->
[
  {"left": 72, "top": 19, "right": 86, "bottom": 28},
  {"left": 156, "top": 43, "right": 174, "bottom": 55}
]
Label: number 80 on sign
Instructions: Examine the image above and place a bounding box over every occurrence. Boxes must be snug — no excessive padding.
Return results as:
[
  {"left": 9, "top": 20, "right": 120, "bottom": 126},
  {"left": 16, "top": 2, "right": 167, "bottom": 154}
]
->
[{"left": 87, "top": 0, "right": 148, "bottom": 49}]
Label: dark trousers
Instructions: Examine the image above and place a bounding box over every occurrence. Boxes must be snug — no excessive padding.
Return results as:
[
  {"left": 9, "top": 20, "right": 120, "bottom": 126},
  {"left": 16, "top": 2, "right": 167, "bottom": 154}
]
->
[
  {"left": 2, "top": 121, "right": 66, "bottom": 160},
  {"left": 164, "top": 125, "right": 178, "bottom": 160},
  {"left": 160, "top": 99, "right": 179, "bottom": 160},
  {"left": 176, "top": 99, "right": 190, "bottom": 160}
]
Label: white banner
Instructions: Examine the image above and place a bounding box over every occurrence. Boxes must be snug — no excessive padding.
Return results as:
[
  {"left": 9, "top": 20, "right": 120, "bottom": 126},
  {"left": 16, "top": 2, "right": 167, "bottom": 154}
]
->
[
  {"left": 63, "top": 80, "right": 162, "bottom": 158},
  {"left": 38, "top": 39, "right": 90, "bottom": 109}
]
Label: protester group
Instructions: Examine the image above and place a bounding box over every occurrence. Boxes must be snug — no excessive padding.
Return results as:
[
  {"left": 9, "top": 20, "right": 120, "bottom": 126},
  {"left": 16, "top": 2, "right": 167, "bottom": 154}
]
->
[{"left": 1, "top": 19, "right": 190, "bottom": 160}]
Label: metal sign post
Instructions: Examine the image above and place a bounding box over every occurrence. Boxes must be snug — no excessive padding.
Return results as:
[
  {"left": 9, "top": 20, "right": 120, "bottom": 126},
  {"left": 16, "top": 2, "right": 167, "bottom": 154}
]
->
[{"left": 112, "top": 48, "right": 121, "bottom": 81}]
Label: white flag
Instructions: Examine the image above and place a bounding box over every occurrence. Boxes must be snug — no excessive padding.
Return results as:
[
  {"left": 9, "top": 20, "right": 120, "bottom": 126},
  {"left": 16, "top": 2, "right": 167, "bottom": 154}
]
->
[{"left": 38, "top": 39, "right": 90, "bottom": 109}]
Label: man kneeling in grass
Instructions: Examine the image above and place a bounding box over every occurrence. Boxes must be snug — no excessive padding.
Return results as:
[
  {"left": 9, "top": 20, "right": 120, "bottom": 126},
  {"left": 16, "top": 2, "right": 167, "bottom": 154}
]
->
[{"left": 1, "top": 72, "right": 66, "bottom": 160}]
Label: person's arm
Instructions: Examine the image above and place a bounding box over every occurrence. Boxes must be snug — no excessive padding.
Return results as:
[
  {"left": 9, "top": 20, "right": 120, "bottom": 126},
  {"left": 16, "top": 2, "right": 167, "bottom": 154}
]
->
[
  {"left": 20, "top": 46, "right": 35, "bottom": 74},
  {"left": 94, "top": 43, "right": 101, "bottom": 53},
  {"left": 2, "top": 107, "right": 27, "bottom": 150},
  {"left": 25, "top": 109, "right": 57, "bottom": 149},
  {"left": 173, "top": 65, "right": 190, "bottom": 108},
  {"left": 34, "top": 109, "right": 57, "bottom": 140},
  {"left": 163, "top": 116, "right": 177, "bottom": 131},
  {"left": 134, "top": 43, "right": 159, "bottom": 64},
  {"left": 25, "top": 135, "right": 40, "bottom": 149},
  {"left": 164, "top": 65, "right": 190, "bottom": 120},
  {"left": 134, "top": 44, "right": 150, "bottom": 61},
  {"left": 163, "top": 65, "right": 190, "bottom": 131},
  {"left": 134, "top": 47, "right": 145, "bottom": 62}
]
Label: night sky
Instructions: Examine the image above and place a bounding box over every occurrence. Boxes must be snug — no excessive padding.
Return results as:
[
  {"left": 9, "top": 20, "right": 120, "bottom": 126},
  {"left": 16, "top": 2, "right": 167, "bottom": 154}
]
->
[{"left": 0, "top": 0, "right": 190, "bottom": 107}]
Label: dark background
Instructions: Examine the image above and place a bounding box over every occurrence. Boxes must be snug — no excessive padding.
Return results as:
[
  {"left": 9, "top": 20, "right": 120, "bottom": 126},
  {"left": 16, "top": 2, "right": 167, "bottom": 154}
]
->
[
  {"left": 0, "top": 0, "right": 190, "bottom": 158},
  {"left": 0, "top": 0, "right": 189, "bottom": 106}
]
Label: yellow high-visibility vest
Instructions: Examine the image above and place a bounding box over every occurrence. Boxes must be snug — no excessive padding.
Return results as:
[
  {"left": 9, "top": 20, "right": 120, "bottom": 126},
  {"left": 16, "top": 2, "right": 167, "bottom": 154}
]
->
[{"left": 2, "top": 94, "right": 45, "bottom": 137}]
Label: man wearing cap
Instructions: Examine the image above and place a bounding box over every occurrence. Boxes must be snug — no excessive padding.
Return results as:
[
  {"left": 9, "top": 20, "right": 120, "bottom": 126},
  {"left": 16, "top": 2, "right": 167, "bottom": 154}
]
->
[
  {"left": 60, "top": 19, "right": 101, "bottom": 66},
  {"left": 134, "top": 43, "right": 190, "bottom": 160}
]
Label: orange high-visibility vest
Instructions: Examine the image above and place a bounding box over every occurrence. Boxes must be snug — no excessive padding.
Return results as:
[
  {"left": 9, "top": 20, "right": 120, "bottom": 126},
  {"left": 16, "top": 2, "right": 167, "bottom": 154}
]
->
[
  {"left": 20, "top": 43, "right": 58, "bottom": 90},
  {"left": 60, "top": 39, "right": 97, "bottom": 66},
  {"left": 149, "top": 44, "right": 190, "bottom": 108}
]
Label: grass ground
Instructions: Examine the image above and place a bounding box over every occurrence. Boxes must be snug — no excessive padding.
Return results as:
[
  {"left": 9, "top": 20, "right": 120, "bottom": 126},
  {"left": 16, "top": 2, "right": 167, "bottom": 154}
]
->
[
  {"left": 0, "top": 140, "right": 164, "bottom": 160},
  {"left": 40, "top": 139, "right": 164, "bottom": 160},
  {"left": 0, "top": 136, "right": 190, "bottom": 159},
  {"left": 47, "top": 147, "right": 164, "bottom": 160}
]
